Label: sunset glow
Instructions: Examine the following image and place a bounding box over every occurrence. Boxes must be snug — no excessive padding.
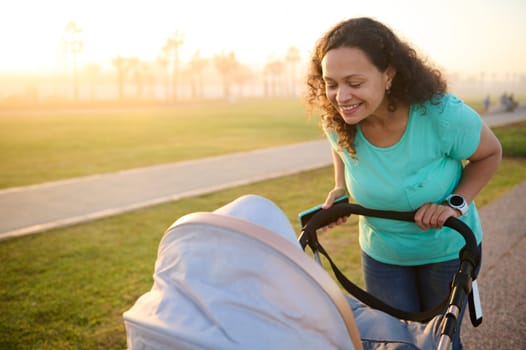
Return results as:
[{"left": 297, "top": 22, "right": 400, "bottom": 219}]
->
[
  {"left": 1, "top": 0, "right": 524, "bottom": 75},
  {"left": 1, "top": 0, "right": 525, "bottom": 103}
]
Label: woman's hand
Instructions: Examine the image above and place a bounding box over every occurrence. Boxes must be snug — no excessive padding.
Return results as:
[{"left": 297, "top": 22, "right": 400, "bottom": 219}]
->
[
  {"left": 322, "top": 187, "right": 346, "bottom": 209},
  {"left": 319, "top": 188, "right": 348, "bottom": 232},
  {"left": 414, "top": 203, "right": 460, "bottom": 231}
]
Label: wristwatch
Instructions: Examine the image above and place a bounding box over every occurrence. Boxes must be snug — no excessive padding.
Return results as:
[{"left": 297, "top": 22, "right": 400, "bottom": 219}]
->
[{"left": 445, "top": 194, "right": 469, "bottom": 216}]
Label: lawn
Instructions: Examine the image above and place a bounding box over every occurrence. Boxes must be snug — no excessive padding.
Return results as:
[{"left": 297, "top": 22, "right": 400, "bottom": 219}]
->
[
  {"left": 0, "top": 103, "right": 525, "bottom": 349},
  {"left": 0, "top": 99, "right": 321, "bottom": 188}
]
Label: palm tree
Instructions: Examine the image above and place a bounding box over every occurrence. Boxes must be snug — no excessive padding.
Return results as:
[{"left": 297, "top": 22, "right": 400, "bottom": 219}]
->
[
  {"left": 141, "top": 62, "right": 156, "bottom": 100},
  {"left": 84, "top": 63, "right": 101, "bottom": 102},
  {"left": 214, "top": 51, "right": 240, "bottom": 99},
  {"left": 127, "top": 57, "right": 145, "bottom": 99},
  {"left": 232, "top": 64, "right": 254, "bottom": 98},
  {"left": 188, "top": 50, "right": 208, "bottom": 99},
  {"left": 62, "top": 22, "right": 83, "bottom": 101},
  {"left": 264, "top": 54, "right": 285, "bottom": 98},
  {"left": 160, "top": 31, "right": 184, "bottom": 101},
  {"left": 112, "top": 56, "right": 130, "bottom": 100},
  {"left": 285, "top": 46, "right": 301, "bottom": 96},
  {"left": 157, "top": 54, "right": 170, "bottom": 100}
]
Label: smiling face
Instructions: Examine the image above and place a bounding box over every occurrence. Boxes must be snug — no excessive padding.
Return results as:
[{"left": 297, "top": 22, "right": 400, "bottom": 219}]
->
[{"left": 321, "top": 46, "right": 394, "bottom": 125}]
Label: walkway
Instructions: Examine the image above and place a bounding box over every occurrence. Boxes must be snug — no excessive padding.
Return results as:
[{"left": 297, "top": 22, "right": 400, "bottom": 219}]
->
[
  {"left": 461, "top": 180, "right": 526, "bottom": 349},
  {"left": 0, "top": 141, "right": 332, "bottom": 240}
]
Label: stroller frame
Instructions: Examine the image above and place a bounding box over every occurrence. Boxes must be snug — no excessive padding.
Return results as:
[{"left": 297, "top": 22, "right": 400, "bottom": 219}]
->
[{"left": 298, "top": 202, "right": 483, "bottom": 350}]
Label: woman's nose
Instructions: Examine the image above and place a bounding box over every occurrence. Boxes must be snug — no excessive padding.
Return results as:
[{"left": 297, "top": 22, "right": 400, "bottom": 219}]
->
[{"left": 336, "top": 86, "right": 352, "bottom": 102}]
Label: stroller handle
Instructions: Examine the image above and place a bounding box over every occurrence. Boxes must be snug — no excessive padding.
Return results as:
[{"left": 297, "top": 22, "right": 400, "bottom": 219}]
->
[
  {"left": 299, "top": 203, "right": 480, "bottom": 275},
  {"left": 299, "top": 203, "right": 484, "bottom": 343}
]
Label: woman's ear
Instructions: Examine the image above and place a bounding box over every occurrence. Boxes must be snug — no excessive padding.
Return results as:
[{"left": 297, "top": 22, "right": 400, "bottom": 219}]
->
[{"left": 385, "top": 66, "right": 396, "bottom": 88}]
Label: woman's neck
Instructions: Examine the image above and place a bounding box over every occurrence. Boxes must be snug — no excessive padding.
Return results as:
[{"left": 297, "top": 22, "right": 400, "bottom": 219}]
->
[{"left": 359, "top": 104, "right": 410, "bottom": 148}]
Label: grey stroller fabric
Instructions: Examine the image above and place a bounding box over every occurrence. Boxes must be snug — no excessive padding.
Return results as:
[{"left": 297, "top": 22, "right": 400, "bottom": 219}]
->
[
  {"left": 123, "top": 194, "right": 441, "bottom": 349},
  {"left": 349, "top": 296, "right": 440, "bottom": 349}
]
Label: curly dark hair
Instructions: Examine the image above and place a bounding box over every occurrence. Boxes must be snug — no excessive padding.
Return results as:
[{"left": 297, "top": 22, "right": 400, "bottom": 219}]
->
[{"left": 305, "top": 17, "right": 447, "bottom": 156}]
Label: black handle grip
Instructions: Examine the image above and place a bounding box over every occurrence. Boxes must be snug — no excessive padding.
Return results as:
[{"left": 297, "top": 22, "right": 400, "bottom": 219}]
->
[{"left": 298, "top": 203, "right": 480, "bottom": 275}]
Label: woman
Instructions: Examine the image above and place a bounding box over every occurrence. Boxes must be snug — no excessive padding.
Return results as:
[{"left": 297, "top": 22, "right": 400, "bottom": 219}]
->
[{"left": 305, "top": 17, "right": 502, "bottom": 350}]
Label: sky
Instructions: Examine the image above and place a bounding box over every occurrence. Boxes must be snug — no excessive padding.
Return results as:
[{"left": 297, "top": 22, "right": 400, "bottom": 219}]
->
[{"left": 0, "top": 0, "right": 525, "bottom": 77}]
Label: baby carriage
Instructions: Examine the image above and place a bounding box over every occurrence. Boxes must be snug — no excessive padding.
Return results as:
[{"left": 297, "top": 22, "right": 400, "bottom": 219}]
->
[{"left": 123, "top": 194, "right": 482, "bottom": 349}]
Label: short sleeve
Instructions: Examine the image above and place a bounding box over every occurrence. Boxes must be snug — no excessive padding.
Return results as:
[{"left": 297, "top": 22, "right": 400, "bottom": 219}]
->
[
  {"left": 324, "top": 127, "right": 340, "bottom": 151},
  {"left": 438, "top": 95, "right": 483, "bottom": 160}
]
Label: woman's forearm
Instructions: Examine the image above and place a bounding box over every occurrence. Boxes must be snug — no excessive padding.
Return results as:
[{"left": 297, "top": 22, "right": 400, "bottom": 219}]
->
[
  {"left": 331, "top": 149, "right": 346, "bottom": 190},
  {"left": 454, "top": 124, "right": 502, "bottom": 204}
]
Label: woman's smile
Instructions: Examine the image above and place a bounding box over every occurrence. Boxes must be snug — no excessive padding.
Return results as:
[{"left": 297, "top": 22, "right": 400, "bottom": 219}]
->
[
  {"left": 340, "top": 102, "right": 361, "bottom": 113},
  {"left": 339, "top": 102, "right": 363, "bottom": 122}
]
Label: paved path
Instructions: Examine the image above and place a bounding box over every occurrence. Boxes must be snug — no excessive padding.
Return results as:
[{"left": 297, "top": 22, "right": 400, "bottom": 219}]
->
[
  {"left": 461, "top": 180, "right": 526, "bottom": 349},
  {"left": 0, "top": 107, "right": 525, "bottom": 241},
  {"left": 0, "top": 141, "right": 332, "bottom": 240}
]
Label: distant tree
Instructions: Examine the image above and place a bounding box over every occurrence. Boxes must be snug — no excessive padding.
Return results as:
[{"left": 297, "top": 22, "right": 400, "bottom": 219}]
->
[
  {"left": 285, "top": 46, "right": 301, "bottom": 96},
  {"left": 188, "top": 50, "right": 208, "bottom": 99},
  {"left": 157, "top": 54, "right": 171, "bottom": 100},
  {"left": 160, "top": 31, "right": 184, "bottom": 101},
  {"left": 141, "top": 62, "right": 156, "bottom": 100},
  {"left": 84, "top": 63, "right": 101, "bottom": 101},
  {"left": 127, "top": 57, "right": 147, "bottom": 99},
  {"left": 232, "top": 64, "right": 254, "bottom": 98},
  {"left": 62, "top": 22, "right": 83, "bottom": 101},
  {"left": 112, "top": 56, "right": 130, "bottom": 100},
  {"left": 264, "top": 55, "right": 285, "bottom": 98},
  {"left": 214, "top": 51, "right": 240, "bottom": 99}
]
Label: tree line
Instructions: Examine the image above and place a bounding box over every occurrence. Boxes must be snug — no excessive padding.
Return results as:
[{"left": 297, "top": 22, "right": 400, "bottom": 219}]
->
[{"left": 61, "top": 22, "right": 304, "bottom": 102}]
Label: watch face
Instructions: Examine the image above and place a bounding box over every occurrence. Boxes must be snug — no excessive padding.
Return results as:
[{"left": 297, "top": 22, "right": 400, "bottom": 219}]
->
[{"left": 450, "top": 195, "right": 464, "bottom": 206}]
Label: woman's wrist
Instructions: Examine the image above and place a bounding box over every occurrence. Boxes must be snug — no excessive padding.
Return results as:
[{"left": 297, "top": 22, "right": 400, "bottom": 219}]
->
[{"left": 332, "top": 187, "right": 346, "bottom": 196}]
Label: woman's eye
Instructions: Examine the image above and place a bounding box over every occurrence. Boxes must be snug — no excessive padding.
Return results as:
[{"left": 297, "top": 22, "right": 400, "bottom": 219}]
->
[{"left": 349, "top": 83, "right": 362, "bottom": 88}]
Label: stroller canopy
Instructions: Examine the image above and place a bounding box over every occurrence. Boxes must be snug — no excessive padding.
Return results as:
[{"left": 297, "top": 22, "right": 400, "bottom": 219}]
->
[{"left": 124, "top": 195, "right": 361, "bottom": 350}]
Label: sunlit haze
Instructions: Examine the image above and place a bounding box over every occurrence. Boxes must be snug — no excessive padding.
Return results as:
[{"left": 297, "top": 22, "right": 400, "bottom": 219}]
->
[{"left": 1, "top": 0, "right": 525, "bottom": 100}]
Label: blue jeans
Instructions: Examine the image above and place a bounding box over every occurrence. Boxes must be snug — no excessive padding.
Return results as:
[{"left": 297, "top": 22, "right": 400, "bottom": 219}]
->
[{"left": 361, "top": 247, "right": 481, "bottom": 350}]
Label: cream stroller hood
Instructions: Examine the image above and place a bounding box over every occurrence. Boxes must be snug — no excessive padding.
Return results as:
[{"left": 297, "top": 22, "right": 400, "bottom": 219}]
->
[
  {"left": 124, "top": 195, "right": 443, "bottom": 350},
  {"left": 123, "top": 195, "right": 361, "bottom": 349}
]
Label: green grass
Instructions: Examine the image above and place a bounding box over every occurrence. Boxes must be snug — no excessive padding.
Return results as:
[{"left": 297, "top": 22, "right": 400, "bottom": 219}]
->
[
  {"left": 492, "top": 121, "right": 526, "bottom": 157},
  {"left": 0, "top": 109, "right": 525, "bottom": 349},
  {"left": 0, "top": 99, "right": 321, "bottom": 189}
]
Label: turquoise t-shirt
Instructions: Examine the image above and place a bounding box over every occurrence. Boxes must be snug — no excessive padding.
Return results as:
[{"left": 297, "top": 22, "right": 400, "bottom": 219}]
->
[{"left": 325, "top": 94, "right": 483, "bottom": 265}]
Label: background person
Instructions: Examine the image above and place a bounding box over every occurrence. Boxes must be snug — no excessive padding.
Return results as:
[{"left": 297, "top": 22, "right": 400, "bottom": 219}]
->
[
  {"left": 483, "top": 95, "right": 491, "bottom": 113},
  {"left": 304, "top": 17, "right": 502, "bottom": 350}
]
